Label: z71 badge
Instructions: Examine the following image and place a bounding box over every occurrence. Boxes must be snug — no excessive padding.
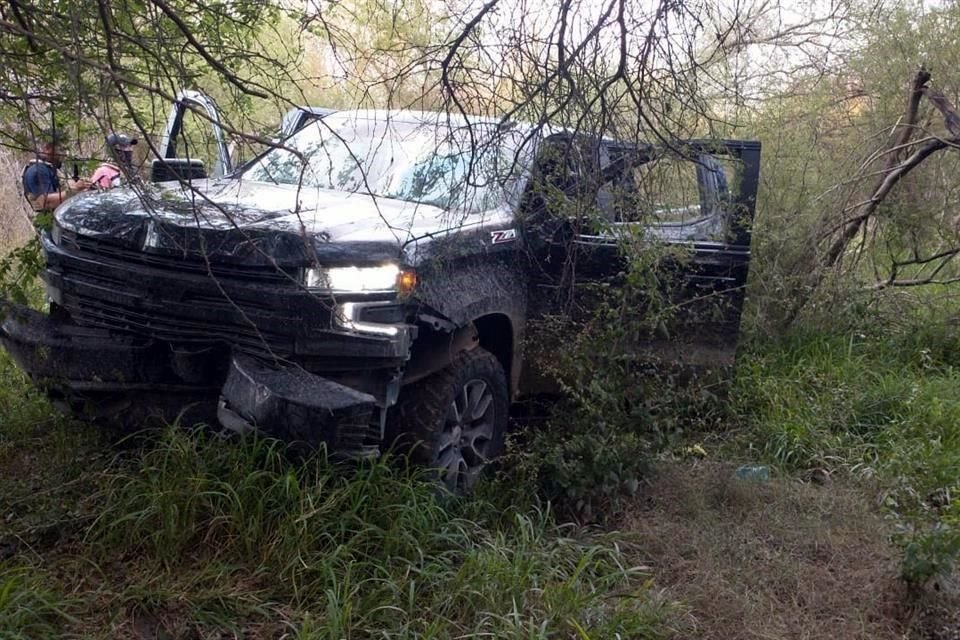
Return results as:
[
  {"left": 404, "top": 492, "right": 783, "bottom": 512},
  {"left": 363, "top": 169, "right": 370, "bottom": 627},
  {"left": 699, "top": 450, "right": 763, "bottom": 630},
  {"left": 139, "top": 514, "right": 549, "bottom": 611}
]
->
[{"left": 490, "top": 228, "right": 518, "bottom": 244}]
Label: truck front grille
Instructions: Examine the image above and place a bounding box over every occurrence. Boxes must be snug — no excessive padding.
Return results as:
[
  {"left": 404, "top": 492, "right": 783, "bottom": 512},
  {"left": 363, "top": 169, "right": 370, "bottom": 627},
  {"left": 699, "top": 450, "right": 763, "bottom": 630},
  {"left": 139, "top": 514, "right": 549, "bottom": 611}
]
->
[
  {"left": 45, "top": 233, "right": 334, "bottom": 358},
  {"left": 62, "top": 231, "right": 301, "bottom": 285}
]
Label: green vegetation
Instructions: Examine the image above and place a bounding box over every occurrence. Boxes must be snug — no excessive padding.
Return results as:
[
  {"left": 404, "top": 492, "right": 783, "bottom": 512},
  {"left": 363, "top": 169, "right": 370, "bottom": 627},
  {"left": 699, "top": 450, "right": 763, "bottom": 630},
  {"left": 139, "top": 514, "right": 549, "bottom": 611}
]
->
[
  {"left": 8, "top": 314, "right": 959, "bottom": 637},
  {"left": 733, "top": 315, "right": 960, "bottom": 587},
  {"left": 0, "top": 566, "right": 77, "bottom": 640},
  {"left": 0, "top": 351, "right": 676, "bottom": 638}
]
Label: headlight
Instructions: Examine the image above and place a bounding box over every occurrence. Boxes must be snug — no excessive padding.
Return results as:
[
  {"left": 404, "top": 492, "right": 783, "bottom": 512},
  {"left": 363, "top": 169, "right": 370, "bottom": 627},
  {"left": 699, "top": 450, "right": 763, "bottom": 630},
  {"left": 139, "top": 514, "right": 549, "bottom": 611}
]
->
[
  {"left": 50, "top": 221, "right": 62, "bottom": 246},
  {"left": 304, "top": 264, "right": 416, "bottom": 294}
]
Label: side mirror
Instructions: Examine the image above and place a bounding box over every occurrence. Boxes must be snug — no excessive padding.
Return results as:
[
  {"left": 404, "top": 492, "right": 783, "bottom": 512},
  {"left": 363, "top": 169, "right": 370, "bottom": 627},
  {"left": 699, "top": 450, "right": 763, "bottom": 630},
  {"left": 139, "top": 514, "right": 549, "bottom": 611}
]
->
[{"left": 150, "top": 158, "right": 207, "bottom": 183}]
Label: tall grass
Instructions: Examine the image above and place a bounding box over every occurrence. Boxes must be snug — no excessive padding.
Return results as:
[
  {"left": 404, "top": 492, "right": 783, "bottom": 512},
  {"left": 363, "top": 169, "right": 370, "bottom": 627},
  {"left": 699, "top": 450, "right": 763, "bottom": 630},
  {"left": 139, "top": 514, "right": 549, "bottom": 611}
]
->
[
  {"left": 734, "top": 327, "right": 960, "bottom": 474},
  {"left": 0, "top": 344, "right": 675, "bottom": 637},
  {"left": 0, "top": 565, "right": 77, "bottom": 639},
  {"left": 85, "top": 428, "right": 674, "bottom": 638},
  {"left": 733, "top": 319, "right": 960, "bottom": 584}
]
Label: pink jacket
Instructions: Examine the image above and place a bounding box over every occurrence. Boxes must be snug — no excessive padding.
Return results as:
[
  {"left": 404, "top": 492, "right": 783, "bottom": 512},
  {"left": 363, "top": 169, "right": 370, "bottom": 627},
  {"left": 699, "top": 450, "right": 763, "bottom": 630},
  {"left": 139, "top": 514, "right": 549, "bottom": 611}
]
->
[{"left": 90, "top": 163, "right": 122, "bottom": 189}]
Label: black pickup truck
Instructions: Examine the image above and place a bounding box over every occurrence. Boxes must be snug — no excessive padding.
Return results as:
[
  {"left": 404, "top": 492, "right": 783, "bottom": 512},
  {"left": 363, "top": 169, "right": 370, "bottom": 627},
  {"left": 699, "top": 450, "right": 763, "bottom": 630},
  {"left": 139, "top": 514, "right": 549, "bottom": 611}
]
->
[{"left": 1, "top": 107, "right": 759, "bottom": 492}]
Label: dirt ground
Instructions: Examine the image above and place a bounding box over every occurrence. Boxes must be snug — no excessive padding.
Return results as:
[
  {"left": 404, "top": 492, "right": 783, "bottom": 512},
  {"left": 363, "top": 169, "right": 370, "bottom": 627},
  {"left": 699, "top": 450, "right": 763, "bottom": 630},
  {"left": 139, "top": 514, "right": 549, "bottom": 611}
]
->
[{"left": 625, "top": 461, "right": 960, "bottom": 640}]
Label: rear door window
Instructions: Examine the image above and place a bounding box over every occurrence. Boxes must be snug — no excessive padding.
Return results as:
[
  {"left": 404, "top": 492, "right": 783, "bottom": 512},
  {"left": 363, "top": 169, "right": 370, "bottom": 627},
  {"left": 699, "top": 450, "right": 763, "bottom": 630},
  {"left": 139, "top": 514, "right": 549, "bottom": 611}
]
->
[{"left": 598, "top": 148, "right": 740, "bottom": 242}]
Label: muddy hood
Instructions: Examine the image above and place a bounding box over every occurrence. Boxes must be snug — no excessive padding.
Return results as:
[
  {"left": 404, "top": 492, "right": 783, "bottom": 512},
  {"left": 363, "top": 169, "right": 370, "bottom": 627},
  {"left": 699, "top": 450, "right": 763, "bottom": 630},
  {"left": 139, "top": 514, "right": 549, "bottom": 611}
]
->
[{"left": 52, "top": 179, "right": 471, "bottom": 267}]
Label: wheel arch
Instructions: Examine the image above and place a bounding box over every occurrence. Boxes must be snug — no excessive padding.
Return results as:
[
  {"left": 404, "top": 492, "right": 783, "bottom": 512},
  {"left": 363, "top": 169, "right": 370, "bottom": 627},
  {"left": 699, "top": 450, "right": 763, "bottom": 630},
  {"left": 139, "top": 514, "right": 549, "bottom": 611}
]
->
[
  {"left": 473, "top": 313, "right": 518, "bottom": 397},
  {"left": 401, "top": 310, "right": 522, "bottom": 398}
]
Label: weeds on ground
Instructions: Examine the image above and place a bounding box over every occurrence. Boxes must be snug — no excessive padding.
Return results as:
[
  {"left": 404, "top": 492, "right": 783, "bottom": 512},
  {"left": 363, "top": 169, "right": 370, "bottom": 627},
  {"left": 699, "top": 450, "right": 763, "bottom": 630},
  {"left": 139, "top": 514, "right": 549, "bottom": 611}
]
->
[
  {"left": 0, "top": 343, "right": 676, "bottom": 637},
  {"left": 85, "top": 427, "right": 675, "bottom": 637},
  {"left": 0, "top": 565, "right": 77, "bottom": 639},
  {"left": 733, "top": 317, "right": 960, "bottom": 587}
]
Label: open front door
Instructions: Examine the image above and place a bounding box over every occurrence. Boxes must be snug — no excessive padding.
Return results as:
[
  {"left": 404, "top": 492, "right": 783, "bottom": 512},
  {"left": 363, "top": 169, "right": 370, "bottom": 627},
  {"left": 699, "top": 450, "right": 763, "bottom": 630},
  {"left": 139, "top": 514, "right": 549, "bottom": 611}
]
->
[
  {"left": 524, "top": 136, "right": 760, "bottom": 375},
  {"left": 151, "top": 90, "right": 233, "bottom": 183}
]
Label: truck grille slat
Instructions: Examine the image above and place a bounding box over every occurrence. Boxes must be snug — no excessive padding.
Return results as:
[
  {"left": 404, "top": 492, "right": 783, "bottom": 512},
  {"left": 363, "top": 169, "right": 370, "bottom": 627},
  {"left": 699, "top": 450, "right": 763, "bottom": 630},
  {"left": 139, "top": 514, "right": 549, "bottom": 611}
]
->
[{"left": 70, "top": 299, "right": 292, "bottom": 353}]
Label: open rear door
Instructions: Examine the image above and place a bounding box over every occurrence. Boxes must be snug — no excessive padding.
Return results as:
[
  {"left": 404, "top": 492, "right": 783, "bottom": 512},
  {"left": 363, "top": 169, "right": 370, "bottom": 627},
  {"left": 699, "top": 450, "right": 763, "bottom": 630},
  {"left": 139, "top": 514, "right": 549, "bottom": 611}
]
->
[
  {"left": 151, "top": 90, "right": 233, "bottom": 183},
  {"left": 633, "top": 140, "right": 759, "bottom": 370},
  {"left": 525, "top": 136, "right": 760, "bottom": 374}
]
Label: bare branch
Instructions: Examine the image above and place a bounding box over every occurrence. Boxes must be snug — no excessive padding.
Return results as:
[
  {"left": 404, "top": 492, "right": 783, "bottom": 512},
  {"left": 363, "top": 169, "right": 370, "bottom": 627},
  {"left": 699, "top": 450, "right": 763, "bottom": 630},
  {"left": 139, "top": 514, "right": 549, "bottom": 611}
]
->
[{"left": 922, "top": 86, "right": 960, "bottom": 137}]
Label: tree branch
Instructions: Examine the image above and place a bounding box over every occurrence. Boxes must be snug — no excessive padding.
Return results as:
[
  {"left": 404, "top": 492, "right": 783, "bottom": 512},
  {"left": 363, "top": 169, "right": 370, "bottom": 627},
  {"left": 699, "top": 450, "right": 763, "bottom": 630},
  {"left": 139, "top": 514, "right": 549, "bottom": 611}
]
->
[
  {"left": 147, "top": 0, "right": 270, "bottom": 99},
  {"left": 922, "top": 86, "right": 960, "bottom": 136}
]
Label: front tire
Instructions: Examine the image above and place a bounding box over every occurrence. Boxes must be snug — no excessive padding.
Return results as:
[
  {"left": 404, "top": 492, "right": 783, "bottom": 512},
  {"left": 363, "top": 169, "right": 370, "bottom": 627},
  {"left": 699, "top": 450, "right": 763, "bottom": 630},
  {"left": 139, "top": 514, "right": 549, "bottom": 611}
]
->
[{"left": 389, "top": 348, "right": 509, "bottom": 494}]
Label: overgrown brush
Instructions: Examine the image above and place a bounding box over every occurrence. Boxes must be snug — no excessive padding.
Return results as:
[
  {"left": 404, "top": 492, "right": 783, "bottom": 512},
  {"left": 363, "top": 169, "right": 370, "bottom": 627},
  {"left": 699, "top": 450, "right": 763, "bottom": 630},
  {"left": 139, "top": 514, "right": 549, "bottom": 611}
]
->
[
  {"left": 508, "top": 240, "right": 734, "bottom": 524},
  {"left": 88, "top": 428, "right": 674, "bottom": 637},
  {"left": 733, "top": 321, "right": 960, "bottom": 587}
]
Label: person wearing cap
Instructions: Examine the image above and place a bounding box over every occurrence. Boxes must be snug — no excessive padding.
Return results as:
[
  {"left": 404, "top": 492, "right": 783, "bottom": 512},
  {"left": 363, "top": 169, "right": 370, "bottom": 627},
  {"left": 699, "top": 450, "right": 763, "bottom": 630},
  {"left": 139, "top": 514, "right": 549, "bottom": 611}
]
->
[
  {"left": 21, "top": 129, "right": 91, "bottom": 212},
  {"left": 89, "top": 132, "right": 139, "bottom": 190}
]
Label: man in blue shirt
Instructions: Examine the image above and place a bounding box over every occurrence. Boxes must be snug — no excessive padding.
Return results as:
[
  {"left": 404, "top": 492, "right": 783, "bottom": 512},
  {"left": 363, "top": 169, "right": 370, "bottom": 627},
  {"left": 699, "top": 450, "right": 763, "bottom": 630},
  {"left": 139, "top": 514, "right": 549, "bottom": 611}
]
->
[{"left": 22, "top": 130, "right": 90, "bottom": 212}]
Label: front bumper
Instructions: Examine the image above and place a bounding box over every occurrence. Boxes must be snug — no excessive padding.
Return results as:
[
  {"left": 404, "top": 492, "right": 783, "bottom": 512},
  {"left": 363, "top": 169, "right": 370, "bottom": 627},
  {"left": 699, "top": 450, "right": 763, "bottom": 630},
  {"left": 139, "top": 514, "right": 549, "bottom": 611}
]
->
[
  {"left": 218, "top": 355, "right": 378, "bottom": 456},
  {"left": 0, "top": 303, "right": 177, "bottom": 388},
  {"left": 0, "top": 303, "right": 380, "bottom": 455}
]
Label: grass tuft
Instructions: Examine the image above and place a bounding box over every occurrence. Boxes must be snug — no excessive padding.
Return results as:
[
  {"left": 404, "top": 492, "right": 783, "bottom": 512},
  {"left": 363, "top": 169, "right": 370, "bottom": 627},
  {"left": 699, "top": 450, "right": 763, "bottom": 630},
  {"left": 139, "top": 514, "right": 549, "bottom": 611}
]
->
[{"left": 0, "top": 564, "right": 77, "bottom": 639}]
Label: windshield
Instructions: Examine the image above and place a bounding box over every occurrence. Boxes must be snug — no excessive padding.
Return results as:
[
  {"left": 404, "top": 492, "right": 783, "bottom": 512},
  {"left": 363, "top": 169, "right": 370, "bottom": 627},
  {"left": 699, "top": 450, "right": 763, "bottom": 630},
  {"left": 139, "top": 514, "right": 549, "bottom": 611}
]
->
[{"left": 242, "top": 113, "right": 529, "bottom": 212}]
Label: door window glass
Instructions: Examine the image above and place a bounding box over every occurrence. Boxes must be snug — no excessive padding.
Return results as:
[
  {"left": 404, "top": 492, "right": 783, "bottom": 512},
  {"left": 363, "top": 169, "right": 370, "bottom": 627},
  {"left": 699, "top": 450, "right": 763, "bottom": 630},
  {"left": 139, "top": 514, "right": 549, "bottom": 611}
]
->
[
  {"left": 597, "top": 149, "right": 740, "bottom": 242},
  {"left": 170, "top": 105, "right": 223, "bottom": 176}
]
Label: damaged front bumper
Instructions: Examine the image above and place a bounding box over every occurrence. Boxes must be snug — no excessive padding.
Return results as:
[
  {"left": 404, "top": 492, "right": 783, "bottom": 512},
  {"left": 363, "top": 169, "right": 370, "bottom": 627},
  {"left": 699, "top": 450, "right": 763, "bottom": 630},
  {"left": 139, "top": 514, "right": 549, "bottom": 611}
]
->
[
  {"left": 217, "top": 355, "right": 379, "bottom": 457},
  {"left": 0, "top": 303, "right": 383, "bottom": 456},
  {"left": 1, "top": 303, "right": 171, "bottom": 387}
]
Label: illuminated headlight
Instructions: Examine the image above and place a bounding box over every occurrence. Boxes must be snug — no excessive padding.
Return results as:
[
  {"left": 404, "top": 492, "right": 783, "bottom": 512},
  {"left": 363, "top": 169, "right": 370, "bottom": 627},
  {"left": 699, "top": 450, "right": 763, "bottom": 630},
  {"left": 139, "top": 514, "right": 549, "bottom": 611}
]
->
[{"left": 303, "top": 264, "right": 416, "bottom": 294}]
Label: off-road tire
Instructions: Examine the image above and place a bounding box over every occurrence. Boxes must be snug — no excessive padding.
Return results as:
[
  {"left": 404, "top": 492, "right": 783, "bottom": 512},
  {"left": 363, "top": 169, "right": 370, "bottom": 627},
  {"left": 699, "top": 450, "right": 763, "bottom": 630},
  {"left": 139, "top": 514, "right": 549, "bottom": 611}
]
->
[{"left": 388, "top": 347, "right": 509, "bottom": 494}]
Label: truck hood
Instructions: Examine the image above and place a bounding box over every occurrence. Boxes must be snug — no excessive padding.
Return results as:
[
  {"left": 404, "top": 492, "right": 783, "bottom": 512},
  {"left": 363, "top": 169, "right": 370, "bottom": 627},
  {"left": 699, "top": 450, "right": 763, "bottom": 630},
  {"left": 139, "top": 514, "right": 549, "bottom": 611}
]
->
[{"left": 53, "top": 179, "right": 491, "bottom": 267}]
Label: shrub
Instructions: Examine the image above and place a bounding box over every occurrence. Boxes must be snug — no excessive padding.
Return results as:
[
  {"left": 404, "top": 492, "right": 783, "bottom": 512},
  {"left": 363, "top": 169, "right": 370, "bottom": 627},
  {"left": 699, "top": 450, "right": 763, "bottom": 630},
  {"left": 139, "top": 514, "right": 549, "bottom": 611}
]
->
[{"left": 511, "top": 244, "right": 732, "bottom": 523}]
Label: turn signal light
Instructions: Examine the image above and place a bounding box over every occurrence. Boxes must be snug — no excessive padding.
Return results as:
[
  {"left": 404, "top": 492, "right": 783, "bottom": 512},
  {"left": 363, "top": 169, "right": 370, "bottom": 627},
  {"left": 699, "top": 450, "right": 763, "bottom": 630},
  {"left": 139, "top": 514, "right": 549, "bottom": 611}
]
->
[{"left": 398, "top": 268, "right": 417, "bottom": 295}]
